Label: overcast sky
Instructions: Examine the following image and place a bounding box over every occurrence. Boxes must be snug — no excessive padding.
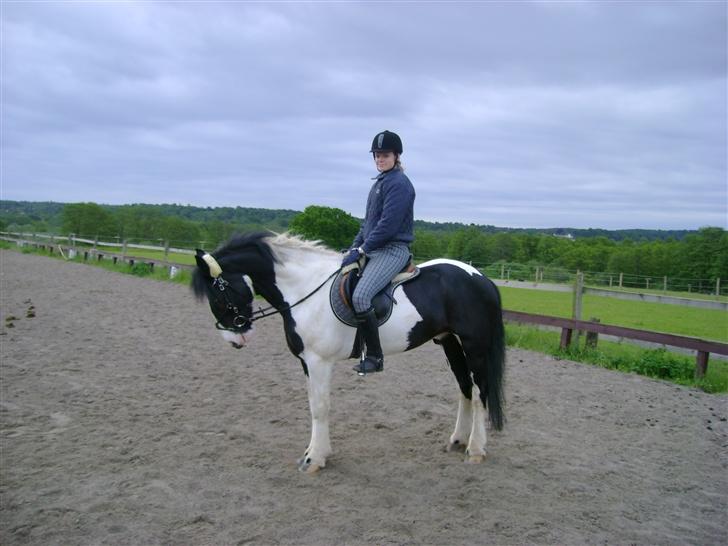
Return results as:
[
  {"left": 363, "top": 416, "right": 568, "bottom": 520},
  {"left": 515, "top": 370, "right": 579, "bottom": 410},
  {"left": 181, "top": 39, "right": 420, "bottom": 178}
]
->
[{"left": 2, "top": 1, "right": 726, "bottom": 230}]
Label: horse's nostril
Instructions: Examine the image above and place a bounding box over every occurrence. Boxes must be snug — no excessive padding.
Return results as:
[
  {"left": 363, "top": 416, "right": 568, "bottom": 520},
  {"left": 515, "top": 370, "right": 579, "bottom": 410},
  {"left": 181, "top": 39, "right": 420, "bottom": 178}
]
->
[{"left": 231, "top": 342, "right": 243, "bottom": 349}]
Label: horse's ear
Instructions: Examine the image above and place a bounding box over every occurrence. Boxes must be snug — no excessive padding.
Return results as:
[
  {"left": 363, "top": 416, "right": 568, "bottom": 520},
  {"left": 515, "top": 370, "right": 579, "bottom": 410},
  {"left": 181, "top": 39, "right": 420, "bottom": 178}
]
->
[{"left": 194, "top": 249, "right": 210, "bottom": 275}]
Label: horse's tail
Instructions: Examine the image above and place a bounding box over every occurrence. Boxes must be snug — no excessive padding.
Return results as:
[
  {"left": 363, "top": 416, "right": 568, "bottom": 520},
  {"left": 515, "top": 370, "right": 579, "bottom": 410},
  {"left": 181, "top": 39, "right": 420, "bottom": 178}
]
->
[{"left": 482, "top": 280, "right": 505, "bottom": 431}]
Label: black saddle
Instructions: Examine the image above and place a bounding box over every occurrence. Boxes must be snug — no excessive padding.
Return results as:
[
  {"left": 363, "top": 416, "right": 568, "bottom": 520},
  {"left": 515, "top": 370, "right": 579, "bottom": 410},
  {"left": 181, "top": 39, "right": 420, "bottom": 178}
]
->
[{"left": 329, "top": 259, "right": 420, "bottom": 328}]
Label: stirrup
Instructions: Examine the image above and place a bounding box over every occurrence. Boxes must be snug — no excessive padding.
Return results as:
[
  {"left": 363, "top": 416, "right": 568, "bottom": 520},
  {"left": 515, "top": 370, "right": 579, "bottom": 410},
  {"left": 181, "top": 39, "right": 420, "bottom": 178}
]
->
[{"left": 353, "top": 355, "right": 384, "bottom": 375}]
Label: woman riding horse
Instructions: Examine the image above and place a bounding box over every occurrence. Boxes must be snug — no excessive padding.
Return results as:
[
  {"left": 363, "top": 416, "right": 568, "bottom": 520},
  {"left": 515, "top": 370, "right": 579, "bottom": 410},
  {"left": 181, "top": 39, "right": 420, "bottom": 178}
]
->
[{"left": 341, "top": 130, "right": 416, "bottom": 375}]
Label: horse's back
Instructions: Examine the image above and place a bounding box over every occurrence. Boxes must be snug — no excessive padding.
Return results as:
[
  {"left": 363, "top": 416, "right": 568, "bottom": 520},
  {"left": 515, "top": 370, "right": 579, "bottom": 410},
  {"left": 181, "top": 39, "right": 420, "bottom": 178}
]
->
[{"left": 417, "top": 259, "right": 501, "bottom": 304}]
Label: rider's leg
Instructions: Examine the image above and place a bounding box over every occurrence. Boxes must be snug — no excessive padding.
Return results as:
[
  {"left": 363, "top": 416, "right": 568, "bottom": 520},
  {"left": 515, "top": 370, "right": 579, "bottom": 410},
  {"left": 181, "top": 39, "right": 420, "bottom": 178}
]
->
[
  {"left": 351, "top": 242, "right": 410, "bottom": 374},
  {"left": 353, "top": 307, "right": 383, "bottom": 374}
]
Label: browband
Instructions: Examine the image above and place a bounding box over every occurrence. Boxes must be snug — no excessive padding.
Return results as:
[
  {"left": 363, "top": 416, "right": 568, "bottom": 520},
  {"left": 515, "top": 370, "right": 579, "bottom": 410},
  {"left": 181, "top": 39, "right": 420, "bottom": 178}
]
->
[{"left": 202, "top": 253, "right": 223, "bottom": 278}]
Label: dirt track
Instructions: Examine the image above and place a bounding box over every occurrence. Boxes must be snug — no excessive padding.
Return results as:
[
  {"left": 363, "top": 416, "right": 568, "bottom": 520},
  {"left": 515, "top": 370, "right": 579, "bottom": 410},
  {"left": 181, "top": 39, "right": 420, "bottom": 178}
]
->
[{"left": 1, "top": 250, "right": 727, "bottom": 545}]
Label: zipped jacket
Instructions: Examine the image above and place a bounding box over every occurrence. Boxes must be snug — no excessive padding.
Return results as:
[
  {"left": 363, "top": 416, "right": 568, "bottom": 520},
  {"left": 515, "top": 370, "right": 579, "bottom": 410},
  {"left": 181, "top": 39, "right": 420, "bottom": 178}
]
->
[{"left": 352, "top": 167, "right": 415, "bottom": 253}]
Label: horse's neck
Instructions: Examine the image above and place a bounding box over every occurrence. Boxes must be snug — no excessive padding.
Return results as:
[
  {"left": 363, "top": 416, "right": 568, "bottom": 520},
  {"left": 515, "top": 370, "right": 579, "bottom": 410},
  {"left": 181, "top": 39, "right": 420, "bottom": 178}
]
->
[{"left": 271, "top": 249, "right": 338, "bottom": 304}]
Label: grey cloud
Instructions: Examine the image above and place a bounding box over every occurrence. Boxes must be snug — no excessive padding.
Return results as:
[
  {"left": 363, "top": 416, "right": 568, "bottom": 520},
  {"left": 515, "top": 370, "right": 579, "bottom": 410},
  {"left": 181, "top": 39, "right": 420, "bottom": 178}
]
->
[{"left": 2, "top": 1, "right": 725, "bottom": 230}]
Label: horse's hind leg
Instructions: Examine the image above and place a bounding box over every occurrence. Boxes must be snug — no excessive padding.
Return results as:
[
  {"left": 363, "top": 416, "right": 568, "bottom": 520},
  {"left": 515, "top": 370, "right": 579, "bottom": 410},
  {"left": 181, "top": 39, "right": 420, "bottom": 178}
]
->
[
  {"left": 460, "top": 338, "right": 489, "bottom": 463},
  {"left": 439, "top": 334, "right": 473, "bottom": 454}
]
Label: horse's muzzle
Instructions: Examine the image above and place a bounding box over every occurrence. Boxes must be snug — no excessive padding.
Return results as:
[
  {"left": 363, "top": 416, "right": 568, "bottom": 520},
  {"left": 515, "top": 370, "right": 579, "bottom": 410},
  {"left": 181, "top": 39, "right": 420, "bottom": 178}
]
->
[{"left": 221, "top": 330, "right": 251, "bottom": 349}]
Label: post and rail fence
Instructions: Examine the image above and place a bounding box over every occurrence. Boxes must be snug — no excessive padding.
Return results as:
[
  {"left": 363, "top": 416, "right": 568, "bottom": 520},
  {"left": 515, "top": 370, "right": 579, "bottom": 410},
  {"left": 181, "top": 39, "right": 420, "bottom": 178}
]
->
[{"left": 3, "top": 232, "right": 726, "bottom": 377}]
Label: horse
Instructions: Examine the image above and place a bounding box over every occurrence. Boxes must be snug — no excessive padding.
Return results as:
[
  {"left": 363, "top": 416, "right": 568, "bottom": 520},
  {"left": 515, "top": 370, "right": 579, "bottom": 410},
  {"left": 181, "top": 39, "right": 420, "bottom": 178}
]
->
[{"left": 191, "top": 231, "right": 505, "bottom": 473}]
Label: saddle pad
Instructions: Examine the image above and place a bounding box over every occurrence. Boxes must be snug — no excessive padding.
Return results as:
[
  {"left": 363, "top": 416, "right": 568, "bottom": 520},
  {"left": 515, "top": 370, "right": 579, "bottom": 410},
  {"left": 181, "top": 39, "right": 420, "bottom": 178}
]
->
[{"left": 329, "top": 268, "right": 419, "bottom": 327}]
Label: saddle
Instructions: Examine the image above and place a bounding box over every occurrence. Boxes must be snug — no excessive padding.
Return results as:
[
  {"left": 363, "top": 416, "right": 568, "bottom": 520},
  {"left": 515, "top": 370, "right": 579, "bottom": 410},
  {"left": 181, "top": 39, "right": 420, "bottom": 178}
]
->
[{"left": 329, "top": 259, "right": 420, "bottom": 328}]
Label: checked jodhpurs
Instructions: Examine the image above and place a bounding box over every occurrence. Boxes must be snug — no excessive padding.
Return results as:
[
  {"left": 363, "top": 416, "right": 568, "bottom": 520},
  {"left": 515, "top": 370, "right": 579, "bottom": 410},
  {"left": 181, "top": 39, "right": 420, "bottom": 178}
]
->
[{"left": 352, "top": 242, "right": 411, "bottom": 313}]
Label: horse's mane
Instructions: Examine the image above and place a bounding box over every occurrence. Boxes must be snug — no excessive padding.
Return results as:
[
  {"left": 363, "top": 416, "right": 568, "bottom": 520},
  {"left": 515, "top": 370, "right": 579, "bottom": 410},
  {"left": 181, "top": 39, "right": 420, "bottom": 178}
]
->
[
  {"left": 214, "top": 231, "right": 336, "bottom": 263},
  {"left": 267, "top": 232, "right": 337, "bottom": 258},
  {"left": 214, "top": 231, "right": 279, "bottom": 262}
]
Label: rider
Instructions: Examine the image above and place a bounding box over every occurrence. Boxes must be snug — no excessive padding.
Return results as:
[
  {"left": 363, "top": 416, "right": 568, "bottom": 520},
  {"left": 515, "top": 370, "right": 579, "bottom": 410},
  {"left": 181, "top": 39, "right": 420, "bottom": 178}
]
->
[{"left": 341, "top": 130, "right": 416, "bottom": 374}]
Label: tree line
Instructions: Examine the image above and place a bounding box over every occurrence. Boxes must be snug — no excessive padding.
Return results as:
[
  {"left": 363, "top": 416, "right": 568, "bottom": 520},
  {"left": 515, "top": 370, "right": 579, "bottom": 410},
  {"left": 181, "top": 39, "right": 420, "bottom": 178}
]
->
[
  {"left": 1, "top": 200, "right": 725, "bottom": 282},
  {"left": 287, "top": 206, "right": 727, "bottom": 284}
]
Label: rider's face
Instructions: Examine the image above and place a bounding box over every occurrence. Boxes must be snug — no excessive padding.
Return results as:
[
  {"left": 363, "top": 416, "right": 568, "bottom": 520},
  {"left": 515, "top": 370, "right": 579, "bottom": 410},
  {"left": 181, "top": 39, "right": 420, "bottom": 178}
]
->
[{"left": 374, "top": 151, "right": 396, "bottom": 172}]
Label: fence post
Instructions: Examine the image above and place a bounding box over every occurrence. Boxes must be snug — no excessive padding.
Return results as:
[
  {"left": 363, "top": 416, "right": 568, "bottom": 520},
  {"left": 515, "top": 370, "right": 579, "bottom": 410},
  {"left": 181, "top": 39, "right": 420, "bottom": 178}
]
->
[
  {"left": 663, "top": 276, "right": 667, "bottom": 292},
  {"left": 122, "top": 239, "right": 128, "bottom": 260},
  {"left": 500, "top": 264, "right": 505, "bottom": 279},
  {"left": 695, "top": 351, "right": 709, "bottom": 378},
  {"left": 559, "top": 328, "right": 573, "bottom": 350},
  {"left": 572, "top": 271, "right": 584, "bottom": 347},
  {"left": 93, "top": 236, "right": 98, "bottom": 250},
  {"left": 619, "top": 272, "right": 623, "bottom": 288},
  {"left": 716, "top": 278, "right": 721, "bottom": 299},
  {"left": 586, "top": 317, "right": 600, "bottom": 349},
  {"left": 164, "top": 240, "right": 170, "bottom": 259},
  {"left": 534, "top": 266, "right": 540, "bottom": 283},
  {"left": 646, "top": 278, "right": 650, "bottom": 290}
]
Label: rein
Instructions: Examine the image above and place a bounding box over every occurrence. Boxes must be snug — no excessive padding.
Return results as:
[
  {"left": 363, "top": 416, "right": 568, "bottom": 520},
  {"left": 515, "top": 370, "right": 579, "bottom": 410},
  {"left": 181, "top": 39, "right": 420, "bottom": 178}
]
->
[{"left": 249, "top": 268, "right": 341, "bottom": 322}]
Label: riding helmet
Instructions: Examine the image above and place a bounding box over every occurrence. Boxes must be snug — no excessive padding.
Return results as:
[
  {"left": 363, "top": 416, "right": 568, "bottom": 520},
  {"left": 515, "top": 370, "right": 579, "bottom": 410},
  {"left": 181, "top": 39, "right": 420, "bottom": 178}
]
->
[{"left": 370, "top": 130, "right": 403, "bottom": 155}]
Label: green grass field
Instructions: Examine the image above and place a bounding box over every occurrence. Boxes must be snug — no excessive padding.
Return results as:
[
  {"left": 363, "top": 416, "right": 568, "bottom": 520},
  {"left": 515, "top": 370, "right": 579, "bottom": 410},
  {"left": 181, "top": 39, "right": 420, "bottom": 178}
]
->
[{"left": 499, "top": 286, "right": 727, "bottom": 342}]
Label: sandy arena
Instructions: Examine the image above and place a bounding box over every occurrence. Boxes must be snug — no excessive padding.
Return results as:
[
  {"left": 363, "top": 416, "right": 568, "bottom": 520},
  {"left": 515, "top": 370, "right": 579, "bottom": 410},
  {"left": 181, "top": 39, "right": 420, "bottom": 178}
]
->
[{"left": 1, "top": 250, "right": 726, "bottom": 545}]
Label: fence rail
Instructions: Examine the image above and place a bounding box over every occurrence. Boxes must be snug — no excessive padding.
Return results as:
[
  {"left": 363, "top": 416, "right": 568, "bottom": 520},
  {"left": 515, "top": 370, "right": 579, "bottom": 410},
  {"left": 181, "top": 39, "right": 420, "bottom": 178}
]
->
[{"left": 503, "top": 310, "right": 728, "bottom": 378}]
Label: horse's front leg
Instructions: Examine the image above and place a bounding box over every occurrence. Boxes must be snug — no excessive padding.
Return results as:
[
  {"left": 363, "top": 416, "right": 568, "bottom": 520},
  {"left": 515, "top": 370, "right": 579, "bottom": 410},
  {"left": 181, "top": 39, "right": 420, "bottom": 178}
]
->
[{"left": 298, "top": 353, "right": 334, "bottom": 473}]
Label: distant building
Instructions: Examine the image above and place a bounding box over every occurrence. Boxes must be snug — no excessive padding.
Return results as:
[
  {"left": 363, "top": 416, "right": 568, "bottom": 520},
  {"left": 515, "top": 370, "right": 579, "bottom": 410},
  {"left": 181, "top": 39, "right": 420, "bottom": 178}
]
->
[{"left": 553, "top": 233, "right": 575, "bottom": 240}]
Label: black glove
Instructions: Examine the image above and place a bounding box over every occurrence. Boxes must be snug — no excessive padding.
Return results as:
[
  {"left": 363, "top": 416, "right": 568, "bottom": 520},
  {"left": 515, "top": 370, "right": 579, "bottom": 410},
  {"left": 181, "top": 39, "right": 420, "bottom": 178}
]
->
[{"left": 341, "top": 248, "right": 362, "bottom": 268}]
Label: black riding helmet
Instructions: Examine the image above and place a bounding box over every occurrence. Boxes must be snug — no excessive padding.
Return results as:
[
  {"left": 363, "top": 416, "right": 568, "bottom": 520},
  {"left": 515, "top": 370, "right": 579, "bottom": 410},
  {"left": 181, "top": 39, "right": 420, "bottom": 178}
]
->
[{"left": 370, "top": 130, "right": 403, "bottom": 155}]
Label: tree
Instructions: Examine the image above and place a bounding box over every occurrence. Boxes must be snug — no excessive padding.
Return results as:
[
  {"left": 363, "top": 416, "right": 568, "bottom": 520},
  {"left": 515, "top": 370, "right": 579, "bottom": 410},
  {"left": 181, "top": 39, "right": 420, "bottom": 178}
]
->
[
  {"left": 288, "top": 205, "right": 360, "bottom": 250},
  {"left": 411, "top": 229, "right": 443, "bottom": 260},
  {"left": 61, "top": 203, "right": 116, "bottom": 237},
  {"left": 160, "top": 216, "right": 200, "bottom": 245}
]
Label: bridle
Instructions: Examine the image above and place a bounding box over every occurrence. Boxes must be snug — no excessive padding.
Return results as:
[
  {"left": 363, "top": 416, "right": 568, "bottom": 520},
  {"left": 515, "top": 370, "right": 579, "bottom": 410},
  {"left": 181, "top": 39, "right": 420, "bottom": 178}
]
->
[
  {"left": 211, "top": 275, "right": 254, "bottom": 333},
  {"left": 210, "top": 268, "right": 341, "bottom": 334}
]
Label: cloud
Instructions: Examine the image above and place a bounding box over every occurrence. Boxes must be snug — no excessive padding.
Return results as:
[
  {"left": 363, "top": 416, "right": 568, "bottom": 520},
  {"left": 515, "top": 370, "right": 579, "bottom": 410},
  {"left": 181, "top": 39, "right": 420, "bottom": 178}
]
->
[{"left": 2, "top": 1, "right": 725, "bottom": 230}]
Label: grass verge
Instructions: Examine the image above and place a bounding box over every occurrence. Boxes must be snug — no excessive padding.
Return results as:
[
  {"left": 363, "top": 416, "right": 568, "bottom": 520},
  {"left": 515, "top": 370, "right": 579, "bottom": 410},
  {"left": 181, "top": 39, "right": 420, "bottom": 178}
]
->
[{"left": 506, "top": 323, "right": 727, "bottom": 393}]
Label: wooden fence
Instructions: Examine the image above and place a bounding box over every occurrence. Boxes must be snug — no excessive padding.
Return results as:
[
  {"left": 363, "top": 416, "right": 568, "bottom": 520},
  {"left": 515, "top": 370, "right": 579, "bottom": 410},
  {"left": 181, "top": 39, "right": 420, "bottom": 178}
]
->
[{"left": 502, "top": 310, "right": 728, "bottom": 379}]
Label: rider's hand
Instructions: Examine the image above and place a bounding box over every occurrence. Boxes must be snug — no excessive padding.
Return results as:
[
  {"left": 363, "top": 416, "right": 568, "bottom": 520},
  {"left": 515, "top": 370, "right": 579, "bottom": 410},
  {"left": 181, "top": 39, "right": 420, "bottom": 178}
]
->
[{"left": 341, "top": 248, "right": 362, "bottom": 268}]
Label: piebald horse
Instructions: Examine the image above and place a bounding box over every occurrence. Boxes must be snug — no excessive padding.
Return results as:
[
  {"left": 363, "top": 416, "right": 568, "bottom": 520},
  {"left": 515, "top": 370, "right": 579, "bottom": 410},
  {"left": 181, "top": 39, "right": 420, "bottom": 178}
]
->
[{"left": 192, "top": 232, "right": 505, "bottom": 473}]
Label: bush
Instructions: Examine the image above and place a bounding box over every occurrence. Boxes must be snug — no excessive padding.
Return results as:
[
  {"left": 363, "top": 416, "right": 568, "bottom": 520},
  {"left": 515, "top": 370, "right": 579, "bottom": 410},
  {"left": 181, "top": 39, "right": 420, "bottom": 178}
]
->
[
  {"left": 129, "top": 262, "right": 153, "bottom": 277},
  {"left": 629, "top": 348, "right": 694, "bottom": 380}
]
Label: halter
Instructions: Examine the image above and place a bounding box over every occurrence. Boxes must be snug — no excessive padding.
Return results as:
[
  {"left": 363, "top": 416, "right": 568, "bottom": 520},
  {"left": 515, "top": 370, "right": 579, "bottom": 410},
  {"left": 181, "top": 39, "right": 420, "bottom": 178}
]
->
[{"left": 203, "top": 253, "right": 340, "bottom": 333}]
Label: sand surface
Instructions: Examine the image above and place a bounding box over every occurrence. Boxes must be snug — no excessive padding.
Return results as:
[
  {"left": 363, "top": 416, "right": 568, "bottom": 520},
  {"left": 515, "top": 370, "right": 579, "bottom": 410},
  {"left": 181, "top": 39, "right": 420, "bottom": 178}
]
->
[{"left": 1, "top": 250, "right": 727, "bottom": 545}]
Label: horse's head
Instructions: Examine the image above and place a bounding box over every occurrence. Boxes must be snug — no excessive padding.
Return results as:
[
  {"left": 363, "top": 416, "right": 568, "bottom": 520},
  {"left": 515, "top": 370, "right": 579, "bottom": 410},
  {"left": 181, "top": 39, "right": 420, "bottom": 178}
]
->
[{"left": 192, "top": 249, "right": 256, "bottom": 349}]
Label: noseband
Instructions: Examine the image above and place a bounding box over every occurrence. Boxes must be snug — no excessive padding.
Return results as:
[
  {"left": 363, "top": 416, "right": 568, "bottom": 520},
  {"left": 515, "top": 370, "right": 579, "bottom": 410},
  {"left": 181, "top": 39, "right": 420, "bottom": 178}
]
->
[{"left": 212, "top": 276, "right": 253, "bottom": 333}]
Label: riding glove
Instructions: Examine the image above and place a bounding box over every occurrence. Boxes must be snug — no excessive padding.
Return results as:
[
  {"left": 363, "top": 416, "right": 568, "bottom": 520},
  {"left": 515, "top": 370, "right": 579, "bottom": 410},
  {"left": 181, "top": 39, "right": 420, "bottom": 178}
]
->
[{"left": 341, "top": 248, "right": 363, "bottom": 268}]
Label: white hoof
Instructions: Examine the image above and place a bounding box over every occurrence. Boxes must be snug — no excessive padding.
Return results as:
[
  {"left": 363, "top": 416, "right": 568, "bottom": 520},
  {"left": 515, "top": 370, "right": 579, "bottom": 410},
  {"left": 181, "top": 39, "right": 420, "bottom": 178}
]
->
[{"left": 465, "top": 454, "right": 485, "bottom": 464}]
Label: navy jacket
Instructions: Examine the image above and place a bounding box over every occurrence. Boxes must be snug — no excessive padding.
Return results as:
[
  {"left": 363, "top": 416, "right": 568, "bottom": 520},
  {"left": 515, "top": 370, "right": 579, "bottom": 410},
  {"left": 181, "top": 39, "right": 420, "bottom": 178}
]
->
[{"left": 352, "top": 167, "right": 415, "bottom": 253}]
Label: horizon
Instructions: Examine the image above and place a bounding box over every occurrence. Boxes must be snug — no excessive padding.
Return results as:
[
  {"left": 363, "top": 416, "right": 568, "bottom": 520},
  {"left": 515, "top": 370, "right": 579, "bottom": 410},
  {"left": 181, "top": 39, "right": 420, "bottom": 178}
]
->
[{"left": 0, "top": 198, "right": 715, "bottom": 233}]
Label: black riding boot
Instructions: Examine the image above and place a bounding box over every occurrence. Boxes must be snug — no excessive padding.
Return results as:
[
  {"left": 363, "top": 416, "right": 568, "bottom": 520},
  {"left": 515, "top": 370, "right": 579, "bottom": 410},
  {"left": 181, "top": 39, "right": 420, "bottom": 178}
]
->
[{"left": 353, "top": 308, "right": 384, "bottom": 375}]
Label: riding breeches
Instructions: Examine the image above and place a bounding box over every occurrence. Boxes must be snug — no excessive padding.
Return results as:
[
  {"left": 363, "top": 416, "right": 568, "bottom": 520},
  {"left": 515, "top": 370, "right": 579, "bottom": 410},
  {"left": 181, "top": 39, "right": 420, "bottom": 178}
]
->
[{"left": 352, "top": 242, "right": 411, "bottom": 313}]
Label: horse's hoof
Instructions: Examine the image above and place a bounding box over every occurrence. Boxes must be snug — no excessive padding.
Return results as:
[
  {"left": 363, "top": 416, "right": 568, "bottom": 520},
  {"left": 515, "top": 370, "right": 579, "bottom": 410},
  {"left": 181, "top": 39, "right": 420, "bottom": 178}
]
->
[
  {"left": 446, "top": 441, "right": 467, "bottom": 453},
  {"left": 297, "top": 456, "right": 323, "bottom": 474},
  {"left": 466, "top": 454, "right": 485, "bottom": 464},
  {"left": 303, "top": 463, "right": 321, "bottom": 474}
]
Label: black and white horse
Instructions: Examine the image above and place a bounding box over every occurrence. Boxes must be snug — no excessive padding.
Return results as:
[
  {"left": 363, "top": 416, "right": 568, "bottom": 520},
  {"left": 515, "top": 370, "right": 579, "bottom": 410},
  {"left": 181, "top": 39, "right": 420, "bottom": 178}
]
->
[{"left": 191, "top": 232, "right": 505, "bottom": 473}]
